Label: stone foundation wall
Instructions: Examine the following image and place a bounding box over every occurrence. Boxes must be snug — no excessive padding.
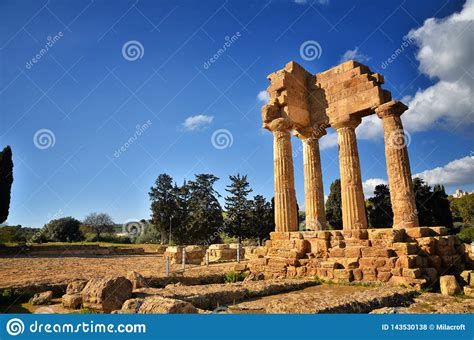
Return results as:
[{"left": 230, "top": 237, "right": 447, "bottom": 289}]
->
[{"left": 249, "top": 227, "right": 472, "bottom": 289}]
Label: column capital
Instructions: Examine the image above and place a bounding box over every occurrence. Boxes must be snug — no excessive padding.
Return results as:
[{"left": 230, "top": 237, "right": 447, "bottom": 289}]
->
[
  {"left": 294, "top": 123, "right": 328, "bottom": 141},
  {"left": 375, "top": 100, "right": 408, "bottom": 119},
  {"left": 264, "top": 117, "right": 293, "bottom": 133},
  {"left": 331, "top": 116, "right": 361, "bottom": 130}
]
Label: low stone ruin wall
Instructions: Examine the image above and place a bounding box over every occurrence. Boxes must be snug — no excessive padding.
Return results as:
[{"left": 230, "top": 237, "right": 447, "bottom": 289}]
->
[
  {"left": 164, "top": 244, "right": 252, "bottom": 265},
  {"left": 249, "top": 227, "right": 472, "bottom": 289},
  {"left": 0, "top": 244, "right": 145, "bottom": 256}
]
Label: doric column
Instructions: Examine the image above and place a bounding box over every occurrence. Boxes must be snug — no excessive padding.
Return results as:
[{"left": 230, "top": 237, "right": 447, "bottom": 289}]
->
[
  {"left": 271, "top": 119, "right": 298, "bottom": 232},
  {"left": 332, "top": 118, "right": 367, "bottom": 230},
  {"left": 376, "top": 100, "right": 419, "bottom": 228},
  {"left": 295, "top": 126, "right": 327, "bottom": 230}
]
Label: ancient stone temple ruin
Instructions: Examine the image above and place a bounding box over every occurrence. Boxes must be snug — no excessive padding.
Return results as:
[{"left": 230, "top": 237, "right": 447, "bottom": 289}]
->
[{"left": 249, "top": 60, "right": 472, "bottom": 288}]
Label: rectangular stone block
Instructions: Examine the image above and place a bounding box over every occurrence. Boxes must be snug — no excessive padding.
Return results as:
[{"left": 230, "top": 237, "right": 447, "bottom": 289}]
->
[
  {"left": 345, "top": 239, "right": 370, "bottom": 247},
  {"left": 345, "top": 246, "right": 363, "bottom": 258},
  {"left": 367, "top": 228, "right": 405, "bottom": 242},
  {"left": 362, "top": 268, "right": 377, "bottom": 281},
  {"left": 392, "top": 242, "right": 419, "bottom": 256},
  {"left": 377, "top": 271, "right": 392, "bottom": 282},
  {"left": 334, "top": 269, "right": 353, "bottom": 282},
  {"left": 404, "top": 227, "right": 436, "bottom": 239},
  {"left": 402, "top": 268, "right": 422, "bottom": 279},
  {"left": 361, "top": 247, "right": 394, "bottom": 258},
  {"left": 359, "top": 257, "right": 376, "bottom": 268},
  {"left": 396, "top": 255, "right": 423, "bottom": 269},
  {"left": 329, "top": 247, "right": 345, "bottom": 257},
  {"left": 353, "top": 268, "right": 363, "bottom": 281},
  {"left": 270, "top": 232, "right": 290, "bottom": 240}
]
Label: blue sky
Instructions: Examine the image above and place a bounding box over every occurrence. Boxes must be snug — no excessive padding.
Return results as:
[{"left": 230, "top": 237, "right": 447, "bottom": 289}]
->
[{"left": 0, "top": 0, "right": 472, "bottom": 228}]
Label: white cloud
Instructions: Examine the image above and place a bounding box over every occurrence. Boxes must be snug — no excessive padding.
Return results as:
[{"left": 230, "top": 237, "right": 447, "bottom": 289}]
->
[
  {"left": 340, "top": 47, "right": 371, "bottom": 63},
  {"left": 257, "top": 90, "right": 270, "bottom": 103},
  {"left": 362, "top": 178, "right": 388, "bottom": 197},
  {"left": 319, "top": 132, "right": 338, "bottom": 150},
  {"left": 403, "top": 0, "right": 474, "bottom": 132},
  {"left": 413, "top": 155, "right": 474, "bottom": 186},
  {"left": 182, "top": 114, "right": 214, "bottom": 131}
]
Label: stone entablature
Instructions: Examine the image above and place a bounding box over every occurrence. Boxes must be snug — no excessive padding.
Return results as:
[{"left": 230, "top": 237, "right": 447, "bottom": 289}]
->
[{"left": 249, "top": 227, "right": 471, "bottom": 288}]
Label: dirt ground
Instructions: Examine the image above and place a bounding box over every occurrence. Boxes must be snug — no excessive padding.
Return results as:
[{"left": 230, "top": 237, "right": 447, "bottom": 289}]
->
[{"left": 0, "top": 254, "right": 240, "bottom": 289}]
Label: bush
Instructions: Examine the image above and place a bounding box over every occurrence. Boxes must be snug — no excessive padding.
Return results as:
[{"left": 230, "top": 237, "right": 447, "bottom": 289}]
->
[
  {"left": 134, "top": 225, "right": 161, "bottom": 244},
  {"left": 224, "top": 271, "right": 247, "bottom": 283},
  {"left": 84, "top": 233, "right": 131, "bottom": 244},
  {"left": 458, "top": 226, "right": 474, "bottom": 243},
  {"left": 41, "top": 217, "right": 84, "bottom": 242},
  {"left": 0, "top": 225, "right": 37, "bottom": 243}
]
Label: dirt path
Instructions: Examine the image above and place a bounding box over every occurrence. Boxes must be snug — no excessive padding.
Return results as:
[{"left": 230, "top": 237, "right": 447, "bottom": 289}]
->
[{"left": 0, "top": 255, "right": 242, "bottom": 289}]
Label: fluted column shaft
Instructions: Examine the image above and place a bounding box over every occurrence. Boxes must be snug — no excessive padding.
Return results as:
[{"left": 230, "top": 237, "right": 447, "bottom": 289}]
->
[
  {"left": 334, "top": 120, "right": 367, "bottom": 230},
  {"left": 302, "top": 138, "right": 326, "bottom": 230},
  {"left": 273, "top": 129, "right": 298, "bottom": 232},
  {"left": 377, "top": 101, "right": 419, "bottom": 228}
]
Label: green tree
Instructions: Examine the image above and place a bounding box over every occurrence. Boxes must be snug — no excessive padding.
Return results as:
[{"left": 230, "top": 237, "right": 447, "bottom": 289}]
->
[
  {"left": 0, "top": 146, "right": 14, "bottom": 224},
  {"left": 450, "top": 193, "right": 474, "bottom": 225},
  {"left": 149, "top": 174, "right": 178, "bottom": 244},
  {"left": 326, "top": 179, "right": 342, "bottom": 229},
  {"left": 432, "top": 185, "right": 453, "bottom": 228},
  {"left": 170, "top": 181, "right": 191, "bottom": 245},
  {"left": 224, "top": 174, "right": 253, "bottom": 242},
  {"left": 185, "top": 174, "right": 223, "bottom": 244},
  {"left": 40, "top": 217, "right": 83, "bottom": 242},
  {"left": 250, "top": 195, "right": 274, "bottom": 245},
  {"left": 413, "top": 177, "right": 434, "bottom": 226},
  {"left": 82, "top": 212, "right": 115, "bottom": 241},
  {"left": 368, "top": 184, "right": 393, "bottom": 228}
]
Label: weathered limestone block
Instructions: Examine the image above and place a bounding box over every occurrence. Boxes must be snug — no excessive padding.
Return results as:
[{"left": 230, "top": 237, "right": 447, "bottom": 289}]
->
[
  {"left": 66, "top": 280, "right": 88, "bottom": 295},
  {"left": 395, "top": 255, "right": 423, "bottom": 269},
  {"left": 138, "top": 296, "right": 198, "bottom": 314},
  {"left": 404, "top": 227, "right": 437, "bottom": 239},
  {"left": 367, "top": 228, "right": 405, "bottom": 242},
  {"left": 30, "top": 291, "right": 53, "bottom": 305},
  {"left": 345, "top": 246, "right": 363, "bottom": 258},
  {"left": 362, "top": 268, "right": 377, "bottom": 281},
  {"left": 270, "top": 232, "right": 291, "bottom": 241},
  {"left": 463, "top": 286, "right": 474, "bottom": 297},
  {"left": 127, "top": 271, "right": 147, "bottom": 290},
  {"left": 334, "top": 269, "right": 353, "bottom": 282},
  {"left": 361, "top": 247, "right": 394, "bottom": 258},
  {"left": 329, "top": 247, "right": 345, "bottom": 257},
  {"left": 389, "top": 276, "right": 427, "bottom": 290},
  {"left": 421, "top": 268, "right": 438, "bottom": 284},
  {"left": 164, "top": 246, "right": 184, "bottom": 264},
  {"left": 439, "top": 275, "right": 461, "bottom": 296},
  {"left": 62, "top": 294, "right": 82, "bottom": 309},
  {"left": 353, "top": 268, "right": 363, "bottom": 281},
  {"left": 392, "top": 242, "right": 419, "bottom": 256},
  {"left": 377, "top": 271, "right": 392, "bottom": 282},
  {"left": 82, "top": 276, "right": 132, "bottom": 313},
  {"left": 402, "top": 268, "right": 422, "bottom": 279}
]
